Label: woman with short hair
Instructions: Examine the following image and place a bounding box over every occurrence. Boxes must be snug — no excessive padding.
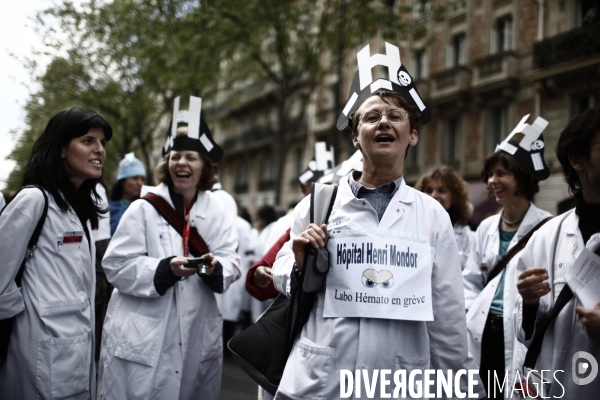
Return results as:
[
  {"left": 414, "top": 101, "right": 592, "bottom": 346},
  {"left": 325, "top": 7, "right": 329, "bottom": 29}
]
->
[
  {"left": 97, "top": 97, "right": 239, "bottom": 400},
  {"left": 0, "top": 107, "right": 112, "bottom": 399},
  {"left": 463, "top": 115, "right": 553, "bottom": 398},
  {"left": 415, "top": 165, "right": 475, "bottom": 270},
  {"left": 271, "top": 42, "right": 485, "bottom": 399}
]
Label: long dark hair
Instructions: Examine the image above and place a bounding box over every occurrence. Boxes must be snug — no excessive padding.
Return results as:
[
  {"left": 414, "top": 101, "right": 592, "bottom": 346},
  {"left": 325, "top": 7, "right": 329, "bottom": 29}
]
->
[{"left": 22, "top": 107, "right": 113, "bottom": 229}]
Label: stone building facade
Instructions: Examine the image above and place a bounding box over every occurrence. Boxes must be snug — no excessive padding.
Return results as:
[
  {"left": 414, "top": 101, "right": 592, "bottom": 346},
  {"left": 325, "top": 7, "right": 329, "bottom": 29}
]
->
[{"left": 213, "top": 0, "right": 600, "bottom": 222}]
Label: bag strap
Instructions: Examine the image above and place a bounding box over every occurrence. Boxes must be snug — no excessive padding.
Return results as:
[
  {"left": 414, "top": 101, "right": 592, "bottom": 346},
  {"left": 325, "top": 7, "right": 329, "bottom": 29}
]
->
[
  {"left": 9, "top": 186, "right": 49, "bottom": 287},
  {"left": 309, "top": 182, "right": 338, "bottom": 226},
  {"left": 486, "top": 216, "right": 553, "bottom": 285},
  {"left": 523, "top": 244, "right": 600, "bottom": 369},
  {"left": 142, "top": 192, "right": 209, "bottom": 256},
  {"left": 523, "top": 285, "right": 573, "bottom": 369}
]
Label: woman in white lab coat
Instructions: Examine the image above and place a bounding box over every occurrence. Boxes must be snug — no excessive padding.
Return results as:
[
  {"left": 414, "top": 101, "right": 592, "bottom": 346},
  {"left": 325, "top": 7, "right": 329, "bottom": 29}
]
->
[
  {"left": 97, "top": 99, "right": 240, "bottom": 400},
  {"left": 463, "top": 130, "right": 552, "bottom": 398},
  {"left": 0, "top": 107, "right": 113, "bottom": 399},
  {"left": 415, "top": 165, "right": 476, "bottom": 270},
  {"left": 272, "top": 43, "right": 485, "bottom": 399}
]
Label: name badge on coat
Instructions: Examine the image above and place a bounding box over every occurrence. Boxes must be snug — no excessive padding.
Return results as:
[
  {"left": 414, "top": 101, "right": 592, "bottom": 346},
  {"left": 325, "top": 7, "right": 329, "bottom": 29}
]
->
[
  {"left": 57, "top": 231, "right": 84, "bottom": 251},
  {"left": 324, "top": 229, "right": 434, "bottom": 321}
]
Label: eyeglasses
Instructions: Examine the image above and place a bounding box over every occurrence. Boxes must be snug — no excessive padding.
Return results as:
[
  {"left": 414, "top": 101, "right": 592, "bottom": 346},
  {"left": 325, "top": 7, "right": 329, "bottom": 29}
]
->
[{"left": 359, "top": 110, "right": 409, "bottom": 125}]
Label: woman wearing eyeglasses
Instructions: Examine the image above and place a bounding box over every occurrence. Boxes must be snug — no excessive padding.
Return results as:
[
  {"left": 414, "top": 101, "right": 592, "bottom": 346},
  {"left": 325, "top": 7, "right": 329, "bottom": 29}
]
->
[{"left": 271, "top": 43, "right": 485, "bottom": 399}]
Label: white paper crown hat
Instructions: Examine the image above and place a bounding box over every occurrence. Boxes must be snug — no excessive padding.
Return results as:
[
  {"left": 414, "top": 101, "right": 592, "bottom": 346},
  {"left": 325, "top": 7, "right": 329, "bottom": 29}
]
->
[
  {"left": 336, "top": 42, "right": 431, "bottom": 131},
  {"left": 162, "top": 96, "right": 223, "bottom": 162},
  {"left": 318, "top": 150, "right": 363, "bottom": 184},
  {"left": 297, "top": 142, "right": 335, "bottom": 185},
  {"left": 117, "top": 153, "right": 146, "bottom": 180},
  {"left": 495, "top": 114, "right": 551, "bottom": 181}
]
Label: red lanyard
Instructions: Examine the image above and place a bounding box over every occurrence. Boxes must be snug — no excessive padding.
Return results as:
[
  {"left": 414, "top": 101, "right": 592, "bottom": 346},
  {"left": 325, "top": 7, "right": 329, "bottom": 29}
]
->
[{"left": 183, "top": 205, "right": 191, "bottom": 257}]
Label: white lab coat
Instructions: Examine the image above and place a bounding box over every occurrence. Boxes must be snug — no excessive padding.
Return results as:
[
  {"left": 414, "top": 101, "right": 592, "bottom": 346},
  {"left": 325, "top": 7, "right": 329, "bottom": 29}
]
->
[
  {"left": 97, "top": 184, "right": 240, "bottom": 400},
  {"left": 514, "top": 209, "right": 600, "bottom": 398},
  {"left": 94, "top": 183, "right": 111, "bottom": 242},
  {"left": 216, "top": 216, "right": 253, "bottom": 321},
  {"left": 454, "top": 222, "right": 476, "bottom": 271},
  {"left": 464, "top": 203, "right": 551, "bottom": 393},
  {"left": 462, "top": 204, "right": 552, "bottom": 310},
  {"left": 0, "top": 188, "right": 96, "bottom": 400},
  {"left": 272, "top": 177, "right": 485, "bottom": 399}
]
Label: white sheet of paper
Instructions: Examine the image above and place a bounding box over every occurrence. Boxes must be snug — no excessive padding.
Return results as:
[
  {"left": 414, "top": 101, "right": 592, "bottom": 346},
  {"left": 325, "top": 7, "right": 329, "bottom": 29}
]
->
[
  {"left": 565, "top": 247, "right": 600, "bottom": 308},
  {"left": 324, "top": 232, "right": 434, "bottom": 321}
]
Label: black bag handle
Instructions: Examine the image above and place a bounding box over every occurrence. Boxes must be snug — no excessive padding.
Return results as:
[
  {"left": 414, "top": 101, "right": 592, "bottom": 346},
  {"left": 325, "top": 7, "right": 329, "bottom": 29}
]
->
[
  {"left": 523, "top": 244, "right": 599, "bottom": 369},
  {"left": 3, "top": 186, "right": 50, "bottom": 287}
]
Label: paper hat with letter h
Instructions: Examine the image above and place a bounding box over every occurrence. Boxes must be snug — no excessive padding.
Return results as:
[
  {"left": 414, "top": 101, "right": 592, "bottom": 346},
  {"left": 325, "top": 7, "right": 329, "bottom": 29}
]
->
[
  {"left": 336, "top": 42, "right": 431, "bottom": 131},
  {"left": 297, "top": 142, "right": 335, "bottom": 185},
  {"left": 162, "top": 95, "right": 223, "bottom": 162},
  {"left": 496, "top": 114, "right": 550, "bottom": 181}
]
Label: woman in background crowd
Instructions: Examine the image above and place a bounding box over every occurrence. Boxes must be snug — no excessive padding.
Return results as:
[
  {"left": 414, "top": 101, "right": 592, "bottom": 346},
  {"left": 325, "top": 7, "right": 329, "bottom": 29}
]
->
[
  {"left": 109, "top": 152, "right": 146, "bottom": 234},
  {"left": 415, "top": 165, "right": 475, "bottom": 270},
  {"left": 464, "top": 115, "right": 553, "bottom": 398},
  {"left": 0, "top": 107, "right": 112, "bottom": 399}
]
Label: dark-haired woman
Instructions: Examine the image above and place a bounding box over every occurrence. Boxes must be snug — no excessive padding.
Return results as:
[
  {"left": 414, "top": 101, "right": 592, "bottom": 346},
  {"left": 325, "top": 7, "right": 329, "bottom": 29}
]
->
[
  {"left": 0, "top": 107, "right": 112, "bottom": 399},
  {"left": 97, "top": 110, "right": 239, "bottom": 399},
  {"left": 463, "top": 122, "right": 552, "bottom": 398},
  {"left": 415, "top": 165, "right": 475, "bottom": 270}
]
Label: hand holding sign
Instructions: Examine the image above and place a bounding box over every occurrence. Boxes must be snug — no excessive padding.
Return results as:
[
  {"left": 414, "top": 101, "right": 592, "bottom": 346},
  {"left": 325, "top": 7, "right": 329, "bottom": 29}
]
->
[{"left": 292, "top": 223, "right": 328, "bottom": 273}]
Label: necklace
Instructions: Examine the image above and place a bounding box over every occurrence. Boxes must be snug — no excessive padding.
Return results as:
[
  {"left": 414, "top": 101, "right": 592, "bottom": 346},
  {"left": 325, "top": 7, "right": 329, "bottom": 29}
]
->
[{"left": 501, "top": 211, "right": 523, "bottom": 227}]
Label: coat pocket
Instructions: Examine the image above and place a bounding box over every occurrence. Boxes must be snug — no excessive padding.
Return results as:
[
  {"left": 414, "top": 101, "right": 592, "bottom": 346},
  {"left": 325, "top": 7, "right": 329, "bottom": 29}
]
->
[
  {"left": 200, "top": 316, "right": 223, "bottom": 361},
  {"left": 278, "top": 337, "right": 333, "bottom": 400},
  {"left": 393, "top": 355, "right": 431, "bottom": 399},
  {"left": 113, "top": 313, "right": 163, "bottom": 367},
  {"left": 49, "top": 333, "right": 91, "bottom": 399}
]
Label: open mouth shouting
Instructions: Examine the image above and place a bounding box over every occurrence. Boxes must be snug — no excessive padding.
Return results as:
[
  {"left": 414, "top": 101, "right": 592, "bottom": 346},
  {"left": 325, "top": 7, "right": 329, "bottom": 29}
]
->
[{"left": 375, "top": 134, "right": 395, "bottom": 143}]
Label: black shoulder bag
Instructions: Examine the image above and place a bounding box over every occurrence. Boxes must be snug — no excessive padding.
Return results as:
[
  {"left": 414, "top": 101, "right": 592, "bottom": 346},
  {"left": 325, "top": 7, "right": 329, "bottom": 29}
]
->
[
  {"left": 0, "top": 187, "right": 49, "bottom": 362},
  {"left": 228, "top": 182, "right": 338, "bottom": 396}
]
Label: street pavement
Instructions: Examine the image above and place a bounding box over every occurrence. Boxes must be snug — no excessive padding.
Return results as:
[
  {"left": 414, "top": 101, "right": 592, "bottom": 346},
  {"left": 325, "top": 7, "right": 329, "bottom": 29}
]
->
[{"left": 220, "top": 355, "right": 260, "bottom": 400}]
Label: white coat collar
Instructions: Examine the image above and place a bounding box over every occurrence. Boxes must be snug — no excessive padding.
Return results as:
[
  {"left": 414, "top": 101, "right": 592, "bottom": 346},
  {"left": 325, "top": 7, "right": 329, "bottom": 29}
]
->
[
  {"left": 485, "top": 202, "right": 551, "bottom": 241},
  {"left": 141, "top": 183, "right": 208, "bottom": 219},
  {"left": 339, "top": 174, "right": 414, "bottom": 206}
]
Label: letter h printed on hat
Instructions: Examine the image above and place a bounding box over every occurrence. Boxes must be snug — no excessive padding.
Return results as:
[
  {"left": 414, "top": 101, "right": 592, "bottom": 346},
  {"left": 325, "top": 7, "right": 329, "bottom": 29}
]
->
[
  {"left": 336, "top": 42, "right": 431, "bottom": 131},
  {"left": 496, "top": 114, "right": 551, "bottom": 181},
  {"left": 162, "top": 96, "right": 224, "bottom": 162},
  {"left": 297, "top": 142, "right": 335, "bottom": 185}
]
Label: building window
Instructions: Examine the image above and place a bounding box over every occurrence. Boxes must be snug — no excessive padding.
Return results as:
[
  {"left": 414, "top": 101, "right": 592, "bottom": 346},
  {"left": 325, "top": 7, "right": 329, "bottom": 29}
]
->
[
  {"left": 444, "top": 117, "right": 461, "bottom": 162},
  {"left": 258, "top": 157, "right": 277, "bottom": 191},
  {"left": 491, "top": 15, "right": 513, "bottom": 54},
  {"left": 576, "top": 0, "right": 600, "bottom": 27},
  {"left": 572, "top": 91, "right": 600, "bottom": 117},
  {"left": 412, "top": 49, "right": 427, "bottom": 80},
  {"left": 446, "top": 33, "right": 466, "bottom": 68},
  {"left": 412, "top": 0, "right": 430, "bottom": 19},
  {"left": 235, "top": 162, "right": 249, "bottom": 193},
  {"left": 488, "top": 107, "right": 508, "bottom": 154}
]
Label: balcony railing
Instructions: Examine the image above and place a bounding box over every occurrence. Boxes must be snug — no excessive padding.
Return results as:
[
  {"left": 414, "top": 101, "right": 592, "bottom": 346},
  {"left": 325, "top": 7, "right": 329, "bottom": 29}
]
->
[
  {"left": 533, "top": 22, "right": 600, "bottom": 69},
  {"left": 430, "top": 67, "right": 471, "bottom": 100},
  {"left": 472, "top": 51, "right": 518, "bottom": 88},
  {"left": 223, "top": 116, "right": 308, "bottom": 152}
]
